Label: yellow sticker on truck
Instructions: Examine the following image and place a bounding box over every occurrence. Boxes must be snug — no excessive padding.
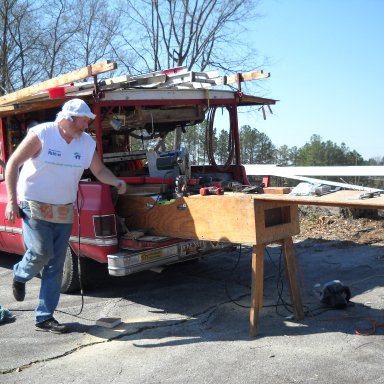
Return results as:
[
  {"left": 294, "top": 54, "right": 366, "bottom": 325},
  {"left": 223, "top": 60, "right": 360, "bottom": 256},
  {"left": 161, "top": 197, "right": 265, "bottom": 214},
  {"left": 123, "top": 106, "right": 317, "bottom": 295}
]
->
[{"left": 140, "top": 245, "right": 178, "bottom": 262}]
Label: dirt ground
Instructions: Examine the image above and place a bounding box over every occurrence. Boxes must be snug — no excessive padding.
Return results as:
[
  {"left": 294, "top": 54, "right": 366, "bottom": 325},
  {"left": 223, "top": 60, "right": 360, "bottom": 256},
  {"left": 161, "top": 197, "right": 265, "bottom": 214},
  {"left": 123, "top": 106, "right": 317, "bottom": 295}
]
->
[{"left": 295, "top": 205, "right": 384, "bottom": 244}]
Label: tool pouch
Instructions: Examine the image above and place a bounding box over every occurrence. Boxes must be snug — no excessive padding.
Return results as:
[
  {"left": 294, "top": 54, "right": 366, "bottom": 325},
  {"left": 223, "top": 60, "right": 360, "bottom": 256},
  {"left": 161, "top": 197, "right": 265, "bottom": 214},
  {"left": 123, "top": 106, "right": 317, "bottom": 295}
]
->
[{"left": 27, "top": 200, "right": 74, "bottom": 224}]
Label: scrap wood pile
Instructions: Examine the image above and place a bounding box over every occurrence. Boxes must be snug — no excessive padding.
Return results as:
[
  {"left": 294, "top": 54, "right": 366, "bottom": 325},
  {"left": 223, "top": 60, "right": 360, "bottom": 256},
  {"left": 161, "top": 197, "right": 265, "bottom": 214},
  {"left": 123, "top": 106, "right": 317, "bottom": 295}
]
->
[{"left": 295, "top": 205, "right": 384, "bottom": 245}]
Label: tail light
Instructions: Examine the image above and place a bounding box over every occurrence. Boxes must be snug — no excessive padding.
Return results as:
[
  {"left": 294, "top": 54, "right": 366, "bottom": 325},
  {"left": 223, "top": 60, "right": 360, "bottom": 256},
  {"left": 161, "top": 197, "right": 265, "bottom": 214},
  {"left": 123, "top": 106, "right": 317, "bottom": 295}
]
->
[{"left": 93, "top": 215, "right": 116, "bottom": 237}]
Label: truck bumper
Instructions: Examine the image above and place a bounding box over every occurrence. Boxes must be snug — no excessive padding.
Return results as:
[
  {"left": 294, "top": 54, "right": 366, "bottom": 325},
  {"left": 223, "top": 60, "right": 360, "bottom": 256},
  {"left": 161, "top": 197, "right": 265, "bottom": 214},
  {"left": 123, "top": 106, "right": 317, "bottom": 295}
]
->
[{"left": 107, "top": 240, "right": 232, "bottom": 276}]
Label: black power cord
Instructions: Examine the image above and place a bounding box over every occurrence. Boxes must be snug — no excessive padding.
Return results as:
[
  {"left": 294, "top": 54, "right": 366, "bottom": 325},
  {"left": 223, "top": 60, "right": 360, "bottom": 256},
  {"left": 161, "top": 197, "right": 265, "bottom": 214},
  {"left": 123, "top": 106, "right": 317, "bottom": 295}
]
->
[
  {"left": 267, "top": 247, "right": 293, "bottom": 316},
  {"left": 224, "top": 245, "right": 250, "bottom": 308},
  {"left": 61, "top": 192, "right": 85, "bottom": 316},
  {"left": 224, "top": 245, "right": 297, "bottom": 315},
  {"left": 56, "top": 189, "right": 86, "bottom": 316}
]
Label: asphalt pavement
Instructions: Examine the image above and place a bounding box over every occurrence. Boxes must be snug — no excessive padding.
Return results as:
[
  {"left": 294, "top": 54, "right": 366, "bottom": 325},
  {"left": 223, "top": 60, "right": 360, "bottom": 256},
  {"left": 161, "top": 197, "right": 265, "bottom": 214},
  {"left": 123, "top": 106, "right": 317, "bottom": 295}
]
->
[{"left": 1, "top": 238, "right": 384, "bottom": 384}]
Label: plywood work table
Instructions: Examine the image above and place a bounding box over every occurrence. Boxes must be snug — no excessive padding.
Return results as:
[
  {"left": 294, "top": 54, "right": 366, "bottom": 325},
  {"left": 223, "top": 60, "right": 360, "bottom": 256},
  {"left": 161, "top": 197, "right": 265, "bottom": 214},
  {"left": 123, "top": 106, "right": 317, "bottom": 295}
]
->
[{"left": 121, "top": 190, "right": 384, "bottom": 336}]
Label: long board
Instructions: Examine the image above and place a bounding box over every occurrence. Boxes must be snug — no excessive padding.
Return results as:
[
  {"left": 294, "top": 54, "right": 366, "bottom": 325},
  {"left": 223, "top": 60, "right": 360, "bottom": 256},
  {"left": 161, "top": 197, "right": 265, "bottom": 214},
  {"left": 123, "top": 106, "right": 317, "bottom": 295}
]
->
[
  {"left": 244, "top": 164, "right": 384, "bottom": 177},
  {"left": 0, "top": 61, "right": 116, "bottom": 106},
  {"left": 273, "top": 174, "right": 382, "bottom": 193},
  {"left": 249, "top": 190, "right": 384, "bottom": 209}
]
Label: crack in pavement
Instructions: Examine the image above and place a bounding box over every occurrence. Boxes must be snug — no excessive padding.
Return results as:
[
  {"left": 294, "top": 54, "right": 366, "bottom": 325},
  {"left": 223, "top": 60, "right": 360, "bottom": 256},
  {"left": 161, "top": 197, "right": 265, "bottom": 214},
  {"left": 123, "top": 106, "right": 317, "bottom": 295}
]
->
[{"left": 1, "top": 294, "right": 248, "bottom": 376}]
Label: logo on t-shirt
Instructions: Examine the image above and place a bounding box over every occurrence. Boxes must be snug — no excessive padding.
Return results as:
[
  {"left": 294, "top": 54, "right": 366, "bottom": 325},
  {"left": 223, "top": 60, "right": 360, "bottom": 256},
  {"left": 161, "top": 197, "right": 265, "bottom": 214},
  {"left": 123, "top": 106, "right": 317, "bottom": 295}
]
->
[
  {"left": 74, "top": 152, "right": 81, "bottom": 160},
  {"left": 48, "top": 148, "right": 61, "bottom": 157}
]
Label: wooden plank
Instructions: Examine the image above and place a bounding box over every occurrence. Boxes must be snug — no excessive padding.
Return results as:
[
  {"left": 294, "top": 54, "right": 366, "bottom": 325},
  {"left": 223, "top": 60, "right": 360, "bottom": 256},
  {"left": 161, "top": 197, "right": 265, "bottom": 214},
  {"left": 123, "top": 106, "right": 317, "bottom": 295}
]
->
[
  {"left": 263, "top": 187, "right": 291, "bottom": 194},
  {"left": 122, "top": 194, "right": 300, "bottom": 245},
  {"left": 0, "top": 61, "right": 117, "bottom": 106},
  {"left": 244, "top": 164, "right": 384, "bottom": 177},
  {"left": 249, "top": 190, "right": 384, "bottom": 209},
  {"left": 236, "top": 95, "right": 277, "bottom": 107},
  {"left": 0, "top": 99, "right": 71, "bottom": 118},
  {"left": 250, "top": 244, "right": 265, "bottom": 337},
  {"left": 254, "top": 201, "right": 300, "bottom": 244},
  {"left": 218, "top": 70, "right": 270, "bottom": 85},
  {"left": 281, "top": 237, "right": 304, "bottom": 320},
  {"left": 249, "top": 239, "right": 304, "bottom": 336},
  {"left": 274, "top": 174, "right": 382, "bottom": 192},
  {"left": 0, "top": 105, "right": 18, "bottom": 112},
  {"left": 122, "top": 194, "right": 256, "bottom": 243},
  {"left": 121, "top": 190, "right": 384, "bottom": 245}
]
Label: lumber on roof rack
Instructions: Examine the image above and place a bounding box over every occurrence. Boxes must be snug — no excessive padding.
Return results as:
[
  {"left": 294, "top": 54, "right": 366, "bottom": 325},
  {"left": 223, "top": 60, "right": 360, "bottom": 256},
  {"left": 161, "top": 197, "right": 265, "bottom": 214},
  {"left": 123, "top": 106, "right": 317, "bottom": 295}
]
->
[
  {"left": 219, "top": 70, "right": 270, "bottom": 85},
  {"left": 0, "top": 61, "right": 117, "bottom": 106}
]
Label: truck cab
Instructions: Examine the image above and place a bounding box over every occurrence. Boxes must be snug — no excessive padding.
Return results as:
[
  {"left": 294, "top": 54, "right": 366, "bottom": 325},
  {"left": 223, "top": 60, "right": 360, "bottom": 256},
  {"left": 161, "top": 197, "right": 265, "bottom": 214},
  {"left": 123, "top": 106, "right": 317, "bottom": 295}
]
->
[{"left": 0, "top": 65, "right": 276, "bottom": 292}]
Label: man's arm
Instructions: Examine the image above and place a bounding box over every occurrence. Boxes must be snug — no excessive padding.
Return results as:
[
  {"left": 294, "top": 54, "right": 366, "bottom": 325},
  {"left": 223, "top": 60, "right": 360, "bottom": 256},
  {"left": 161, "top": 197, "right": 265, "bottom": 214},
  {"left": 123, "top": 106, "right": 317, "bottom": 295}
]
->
[
  {"left": 89, "top": 151, "right": 127, "bottom": 194},
  {"left": 4, "top": 132, "right": 42, "bottom": 223}
]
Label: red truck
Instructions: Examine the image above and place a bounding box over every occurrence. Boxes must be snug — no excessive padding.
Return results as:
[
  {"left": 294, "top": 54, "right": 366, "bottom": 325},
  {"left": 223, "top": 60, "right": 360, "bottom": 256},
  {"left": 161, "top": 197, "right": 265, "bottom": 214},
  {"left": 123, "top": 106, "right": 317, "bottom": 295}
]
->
[{"left": 0, "top": 64, "right": 276, "bottom": 293}]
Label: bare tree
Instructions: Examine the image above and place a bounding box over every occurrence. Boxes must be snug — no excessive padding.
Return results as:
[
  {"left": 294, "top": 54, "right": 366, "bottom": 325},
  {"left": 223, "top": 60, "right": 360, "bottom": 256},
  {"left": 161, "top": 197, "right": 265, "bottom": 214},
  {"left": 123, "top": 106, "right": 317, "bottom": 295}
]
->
[
  {"left": 68, "top": 0, "right": 122, "bottom": 68},
  {"left": 37, "top": 0, "right": 83, "bottom": 78},
  {"left": 0, "top": 0, "right": 43, "bottom": 94},
  {"left": 0, "top": 0, "right": 15, "bottom": 94},
  {"left": 1, "top": 0, "right": 264, "bottom": 95},
  {"left": 117, "top": 0, "right": 261, "bottom": 73},
  {"left": 1, "top": 0, "right": 128, "bottom": 91}
]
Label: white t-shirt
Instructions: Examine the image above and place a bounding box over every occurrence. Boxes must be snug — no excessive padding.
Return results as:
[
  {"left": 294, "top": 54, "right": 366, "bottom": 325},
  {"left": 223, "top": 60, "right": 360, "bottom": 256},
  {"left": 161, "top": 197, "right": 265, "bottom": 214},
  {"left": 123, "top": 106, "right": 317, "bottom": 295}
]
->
[{"left": 17, "top": 122, "right": 96, "bottom": 204}]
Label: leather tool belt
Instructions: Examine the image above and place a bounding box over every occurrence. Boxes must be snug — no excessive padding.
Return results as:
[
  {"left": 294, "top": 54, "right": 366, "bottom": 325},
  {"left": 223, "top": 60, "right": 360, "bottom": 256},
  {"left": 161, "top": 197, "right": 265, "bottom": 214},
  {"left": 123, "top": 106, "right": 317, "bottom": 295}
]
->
[{"left": 27, "top": 200, "right": 74, "bottom": 224}]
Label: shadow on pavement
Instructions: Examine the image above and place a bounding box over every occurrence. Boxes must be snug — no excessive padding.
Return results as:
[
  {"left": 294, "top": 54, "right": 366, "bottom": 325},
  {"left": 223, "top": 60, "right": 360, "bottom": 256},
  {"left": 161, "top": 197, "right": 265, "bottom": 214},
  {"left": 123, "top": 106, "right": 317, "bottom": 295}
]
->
[{"left": 2, "top": 238, "right": 384, "bottom": 344}]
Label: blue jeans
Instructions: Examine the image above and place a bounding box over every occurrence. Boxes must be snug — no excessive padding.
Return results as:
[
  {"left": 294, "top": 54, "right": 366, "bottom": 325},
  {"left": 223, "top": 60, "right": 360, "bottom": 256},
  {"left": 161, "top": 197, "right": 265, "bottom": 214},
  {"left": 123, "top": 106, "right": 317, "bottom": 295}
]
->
[{"left": 13, "top": 201, "right": 73, "bottom": 323}]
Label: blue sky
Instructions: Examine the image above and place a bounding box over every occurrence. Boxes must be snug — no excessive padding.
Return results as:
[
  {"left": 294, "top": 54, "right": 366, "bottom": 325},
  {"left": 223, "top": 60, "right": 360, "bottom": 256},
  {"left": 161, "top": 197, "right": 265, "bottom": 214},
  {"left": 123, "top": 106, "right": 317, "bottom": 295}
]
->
[{"left": 238, "top": 0, "right": 384, "bottom": 161}]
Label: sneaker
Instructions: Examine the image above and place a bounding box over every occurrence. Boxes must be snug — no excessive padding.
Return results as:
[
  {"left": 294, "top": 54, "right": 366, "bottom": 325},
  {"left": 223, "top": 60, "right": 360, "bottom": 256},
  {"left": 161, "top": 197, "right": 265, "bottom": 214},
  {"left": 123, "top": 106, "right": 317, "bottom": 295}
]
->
[
  {"left": 12, "top": 280, "right": 25, "bottom": 302},
  {"left": 35, "top": 318, "right": 68, "bottom": 334}
]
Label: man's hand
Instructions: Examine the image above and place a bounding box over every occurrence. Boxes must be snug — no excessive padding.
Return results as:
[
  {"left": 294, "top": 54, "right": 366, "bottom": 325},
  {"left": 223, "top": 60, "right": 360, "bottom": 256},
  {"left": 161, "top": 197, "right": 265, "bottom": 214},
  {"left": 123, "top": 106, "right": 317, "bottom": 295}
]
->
[
  {"left": 5, "top": 201, "right": 20, "bottom": 224},
  {"left": 116, "top": 180, "right": 127, "bottom": 195}
]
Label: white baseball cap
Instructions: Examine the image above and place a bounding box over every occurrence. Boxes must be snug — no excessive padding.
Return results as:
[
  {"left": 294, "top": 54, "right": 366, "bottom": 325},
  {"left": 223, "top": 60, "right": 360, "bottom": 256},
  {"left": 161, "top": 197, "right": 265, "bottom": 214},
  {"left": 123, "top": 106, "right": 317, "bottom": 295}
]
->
[{"left": 56, "top": 98, "right": 96, "bottom": 122}]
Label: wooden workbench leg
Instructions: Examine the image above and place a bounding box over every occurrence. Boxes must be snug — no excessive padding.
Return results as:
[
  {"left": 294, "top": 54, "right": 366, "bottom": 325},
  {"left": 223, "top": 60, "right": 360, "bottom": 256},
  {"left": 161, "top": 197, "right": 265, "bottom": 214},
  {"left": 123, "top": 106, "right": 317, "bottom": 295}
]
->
[
  {"left": 250, "top": 244, "right": 265, "bottom": 337},
  {"left": 281, "top": 237, "right": 304, "bottom": 320}
]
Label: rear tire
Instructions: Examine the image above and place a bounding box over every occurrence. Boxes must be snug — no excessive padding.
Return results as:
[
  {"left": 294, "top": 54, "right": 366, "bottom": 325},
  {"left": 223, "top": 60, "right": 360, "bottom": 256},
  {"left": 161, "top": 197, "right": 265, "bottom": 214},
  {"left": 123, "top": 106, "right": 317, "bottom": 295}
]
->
[{"left": 61, "top": 247, "right": 80, "bottom": 293}]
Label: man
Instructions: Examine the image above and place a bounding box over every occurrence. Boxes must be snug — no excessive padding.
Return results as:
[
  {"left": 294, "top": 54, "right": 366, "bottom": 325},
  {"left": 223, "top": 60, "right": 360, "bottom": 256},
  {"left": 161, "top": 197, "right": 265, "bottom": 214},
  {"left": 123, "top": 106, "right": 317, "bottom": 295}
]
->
[{"left": 5, "top": 98, "right": 126, "bottom": 334}]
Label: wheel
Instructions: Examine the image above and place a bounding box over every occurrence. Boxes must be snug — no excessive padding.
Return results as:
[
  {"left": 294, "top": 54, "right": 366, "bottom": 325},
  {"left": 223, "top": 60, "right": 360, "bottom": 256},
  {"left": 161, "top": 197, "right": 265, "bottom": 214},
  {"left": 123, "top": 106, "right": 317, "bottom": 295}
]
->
[{"left": 61, "top": 247, "right": 80, "bottom": 293}]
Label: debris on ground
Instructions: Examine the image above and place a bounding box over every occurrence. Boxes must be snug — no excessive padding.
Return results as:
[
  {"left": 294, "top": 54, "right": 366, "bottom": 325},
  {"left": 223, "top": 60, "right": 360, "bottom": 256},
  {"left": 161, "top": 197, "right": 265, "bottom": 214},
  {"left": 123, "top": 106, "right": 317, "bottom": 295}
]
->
[{"left": 295, "top": 205, "right": 384, "bottom": 244}]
